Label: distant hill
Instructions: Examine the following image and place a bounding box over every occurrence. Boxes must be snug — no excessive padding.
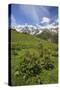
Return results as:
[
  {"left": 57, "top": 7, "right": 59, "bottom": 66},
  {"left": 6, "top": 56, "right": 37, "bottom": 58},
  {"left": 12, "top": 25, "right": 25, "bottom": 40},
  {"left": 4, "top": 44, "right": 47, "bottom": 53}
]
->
[{"left": 36, "top": 30, "right": 58, "bottom": 44}]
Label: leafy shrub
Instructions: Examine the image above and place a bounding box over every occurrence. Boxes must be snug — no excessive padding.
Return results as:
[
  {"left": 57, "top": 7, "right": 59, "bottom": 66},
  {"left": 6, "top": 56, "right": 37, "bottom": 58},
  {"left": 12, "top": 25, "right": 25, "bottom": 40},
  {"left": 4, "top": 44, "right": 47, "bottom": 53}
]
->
[
  {"left": 43, "top": 55, "right": 54, "bottom": 70},
  {"left": 18, "top": 51, "right": 42, "bottom": 83},
  {"left": 44, "top": 63, "right": 54, "bottom": 70}
]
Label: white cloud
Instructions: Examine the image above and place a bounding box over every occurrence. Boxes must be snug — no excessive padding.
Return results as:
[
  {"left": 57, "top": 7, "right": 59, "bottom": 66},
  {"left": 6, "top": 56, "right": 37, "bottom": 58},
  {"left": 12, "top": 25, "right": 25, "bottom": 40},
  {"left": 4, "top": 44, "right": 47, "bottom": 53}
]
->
[
  {"left": 40, "top": 18, "right": 58, "bottom": 29},
  {"left": 11, "top": 14, "right": 17, "bottom": 28},
  {"left": 51, "top": 19, "right": 58, "bottom": 26},
  {"left": 40, "top": 22, "right": 58, "bottom": 29},
  {"left": 41, "top": 17, "right": 50, "bottom": 24},
  {"left": 55, "top": 18, "right": 58, "bottom": 23}
]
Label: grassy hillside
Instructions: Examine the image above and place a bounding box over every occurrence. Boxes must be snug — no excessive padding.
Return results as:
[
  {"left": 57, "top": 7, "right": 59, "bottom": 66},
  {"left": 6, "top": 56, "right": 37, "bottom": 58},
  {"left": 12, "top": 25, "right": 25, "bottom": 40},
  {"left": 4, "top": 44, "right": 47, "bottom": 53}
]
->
[
  {"left": 36, "top": 30, "right": 58, "bottom": 44},
  {"left": 10, "top": 30, "right": 58, "bottom": 86}
]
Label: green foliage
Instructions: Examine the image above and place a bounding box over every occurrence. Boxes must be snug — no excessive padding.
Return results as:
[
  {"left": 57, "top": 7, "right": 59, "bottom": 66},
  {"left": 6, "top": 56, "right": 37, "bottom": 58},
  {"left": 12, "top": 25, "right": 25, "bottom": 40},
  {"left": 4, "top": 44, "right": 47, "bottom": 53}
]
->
[
  {"left": 19, "top": 51, "right": 42, "bottom": 78},
  {"left": 10, "top": 30, "right": 58, "bottom": 85}
]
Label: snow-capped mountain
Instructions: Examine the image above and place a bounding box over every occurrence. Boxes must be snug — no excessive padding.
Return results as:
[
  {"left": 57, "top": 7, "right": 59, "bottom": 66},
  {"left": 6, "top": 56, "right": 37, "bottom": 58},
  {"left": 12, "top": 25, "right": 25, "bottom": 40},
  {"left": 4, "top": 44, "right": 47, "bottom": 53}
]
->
[
  {"left": 13, "top": 23, "right": 58, "bottom": 35},
  {"left": 14, "top": 24, "right": 43, "bottom": 35}
]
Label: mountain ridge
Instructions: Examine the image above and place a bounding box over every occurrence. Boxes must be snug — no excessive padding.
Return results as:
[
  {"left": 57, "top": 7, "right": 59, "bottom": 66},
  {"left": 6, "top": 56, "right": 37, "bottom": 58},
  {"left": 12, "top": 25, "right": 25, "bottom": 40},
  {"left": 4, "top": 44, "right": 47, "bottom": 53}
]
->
[{"left": 11, "top": 24, "right": 58, "bottom": 35}]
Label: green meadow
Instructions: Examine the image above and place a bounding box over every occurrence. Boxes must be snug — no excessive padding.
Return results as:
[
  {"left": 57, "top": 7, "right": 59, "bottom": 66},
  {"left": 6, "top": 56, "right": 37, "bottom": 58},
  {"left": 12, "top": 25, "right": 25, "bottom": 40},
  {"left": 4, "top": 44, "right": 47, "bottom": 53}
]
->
[{"left": 10, "top": 30, "right": 58, "bottom": 86}]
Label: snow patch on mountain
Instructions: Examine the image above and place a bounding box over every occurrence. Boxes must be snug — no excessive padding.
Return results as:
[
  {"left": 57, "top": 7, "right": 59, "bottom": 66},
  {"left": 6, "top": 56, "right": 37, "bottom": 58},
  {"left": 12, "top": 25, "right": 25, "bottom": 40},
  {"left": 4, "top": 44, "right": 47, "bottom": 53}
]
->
[{"left": 13, "top": 23, "right": 58, "bottom": 35}]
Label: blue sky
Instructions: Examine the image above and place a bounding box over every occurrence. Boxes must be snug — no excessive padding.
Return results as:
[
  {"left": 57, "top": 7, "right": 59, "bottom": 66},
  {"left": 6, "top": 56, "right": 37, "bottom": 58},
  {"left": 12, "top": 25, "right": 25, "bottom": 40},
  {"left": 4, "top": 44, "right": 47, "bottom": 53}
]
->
[{"left": 9, "top": 4, "right": 58, "bottom": 27}]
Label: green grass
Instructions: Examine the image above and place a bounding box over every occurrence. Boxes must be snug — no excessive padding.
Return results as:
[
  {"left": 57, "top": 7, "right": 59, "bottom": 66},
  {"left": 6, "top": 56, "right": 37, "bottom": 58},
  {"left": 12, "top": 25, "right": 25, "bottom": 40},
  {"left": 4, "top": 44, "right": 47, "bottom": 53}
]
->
[
  {"left": 10, "top": 30, "right": 58, "bottom": 86},
  {"left": 36, "top": 30, "right": 58, "bottom": 44}
]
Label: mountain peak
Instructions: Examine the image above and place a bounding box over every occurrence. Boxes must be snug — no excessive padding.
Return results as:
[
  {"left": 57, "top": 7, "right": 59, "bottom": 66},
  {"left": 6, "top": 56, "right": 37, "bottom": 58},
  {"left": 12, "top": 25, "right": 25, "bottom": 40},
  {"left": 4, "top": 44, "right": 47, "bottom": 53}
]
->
[{"left": 12, "top": 24, "right": 58, "bottom": 35}]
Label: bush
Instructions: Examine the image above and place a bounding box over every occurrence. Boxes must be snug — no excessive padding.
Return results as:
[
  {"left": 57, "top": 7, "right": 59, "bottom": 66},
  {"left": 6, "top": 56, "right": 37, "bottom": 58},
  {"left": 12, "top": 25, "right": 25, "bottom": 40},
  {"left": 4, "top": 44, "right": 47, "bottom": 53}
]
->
[
  {"left": 30, "top": 64, "right": 42, "bottom": 76},
  {"left": 18, "top": 51, "right": 42, "bottom": 82},
  {"left": 43, "top": 55, "right": 54, "bottom": 70},
  {"left": 44, "top": 63, "right": 54, "bottom": 70}
]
